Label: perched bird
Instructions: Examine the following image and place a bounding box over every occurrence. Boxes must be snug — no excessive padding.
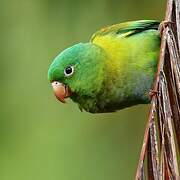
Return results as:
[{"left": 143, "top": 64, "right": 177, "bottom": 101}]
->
[{"left": 48, "top": 20, "right": 160, "bottom": 113}]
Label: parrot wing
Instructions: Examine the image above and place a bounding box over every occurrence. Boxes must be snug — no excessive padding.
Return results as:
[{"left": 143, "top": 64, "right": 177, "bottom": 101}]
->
[{"left": 91, "top": 20, "right": 160, "bottom": 42}]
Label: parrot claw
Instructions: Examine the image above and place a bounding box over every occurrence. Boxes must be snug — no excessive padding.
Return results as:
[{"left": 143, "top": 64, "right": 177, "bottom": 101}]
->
[
  {"left": 149, "top": 89, "right": 158, "bottom": 99},
  {"left": 158, "top": 20, "right": 175, "bottom": 36}
]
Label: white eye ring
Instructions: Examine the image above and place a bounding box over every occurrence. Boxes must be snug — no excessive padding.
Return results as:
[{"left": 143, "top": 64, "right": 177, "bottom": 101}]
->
[{"left": 64, "top": 66, "right": 74, "bottom": 77}]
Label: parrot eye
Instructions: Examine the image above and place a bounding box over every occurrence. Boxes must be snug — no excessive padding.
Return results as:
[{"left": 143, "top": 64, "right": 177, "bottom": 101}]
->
[{"left": 64, "top": 66, "right": 74, "bottom": 77}]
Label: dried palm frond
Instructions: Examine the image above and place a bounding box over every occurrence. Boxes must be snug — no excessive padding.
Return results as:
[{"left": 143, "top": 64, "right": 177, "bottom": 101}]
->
[{"left": 135, "top": 0, "right": 180, "bottom": 179}]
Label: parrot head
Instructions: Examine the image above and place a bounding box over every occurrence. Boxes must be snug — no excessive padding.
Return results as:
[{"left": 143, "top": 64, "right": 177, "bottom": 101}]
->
[{"left": 48, "top": 43, "right": 107, "bottom": 112}]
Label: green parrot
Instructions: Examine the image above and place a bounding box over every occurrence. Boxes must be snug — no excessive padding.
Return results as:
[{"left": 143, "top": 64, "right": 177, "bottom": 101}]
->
[{"left": 48, "top": 20, "right": 160, "bottom": 113}]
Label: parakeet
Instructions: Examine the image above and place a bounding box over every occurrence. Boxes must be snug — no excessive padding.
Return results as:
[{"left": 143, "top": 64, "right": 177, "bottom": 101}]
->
[{"left": 48, "top": 20, "right": 160, "bottom": 113}]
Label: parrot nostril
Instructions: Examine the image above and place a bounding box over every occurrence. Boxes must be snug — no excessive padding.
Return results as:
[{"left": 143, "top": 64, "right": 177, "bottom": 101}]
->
[{"left": 51, "top": 81, "right": 61, "bottom": 87}]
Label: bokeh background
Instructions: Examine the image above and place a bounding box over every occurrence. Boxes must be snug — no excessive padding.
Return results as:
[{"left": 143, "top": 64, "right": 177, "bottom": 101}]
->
[{"left": 0, "top": 0, "right": 166, "bottom": 179}]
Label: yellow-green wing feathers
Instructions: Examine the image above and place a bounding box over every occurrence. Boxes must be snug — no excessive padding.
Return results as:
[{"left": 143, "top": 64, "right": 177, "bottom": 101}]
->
[{"left": 91, "top": 20, "right": 160, "bottom": 42}]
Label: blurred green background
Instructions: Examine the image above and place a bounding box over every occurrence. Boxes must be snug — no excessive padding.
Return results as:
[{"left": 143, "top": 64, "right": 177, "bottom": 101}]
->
[{"left": 0, "top": 0, "right": 166, "bottom": 179}]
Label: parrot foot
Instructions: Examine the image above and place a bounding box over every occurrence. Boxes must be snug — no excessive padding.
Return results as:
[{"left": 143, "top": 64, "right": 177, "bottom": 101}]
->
[
  {"left": 158, "top": 20, "right": 175, "bottom": 36},
  {"left": 149, "top": 89, "right": 158, "bottom": 99}
]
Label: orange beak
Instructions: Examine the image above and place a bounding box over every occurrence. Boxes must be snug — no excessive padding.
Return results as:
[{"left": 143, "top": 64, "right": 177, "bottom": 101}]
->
[{"left": 51, "top": 81, "right": 71, "bottom": 103}]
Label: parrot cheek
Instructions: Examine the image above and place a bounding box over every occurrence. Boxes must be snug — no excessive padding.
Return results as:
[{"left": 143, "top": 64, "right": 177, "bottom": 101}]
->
[{"left": 51, "top": 82, "right": 71, "bottom": 103}]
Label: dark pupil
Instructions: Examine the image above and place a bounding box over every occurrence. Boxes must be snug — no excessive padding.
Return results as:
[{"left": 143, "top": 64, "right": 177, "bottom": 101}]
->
[{"left": 65, "top": 66, "right": 72, "bottom": 74}]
